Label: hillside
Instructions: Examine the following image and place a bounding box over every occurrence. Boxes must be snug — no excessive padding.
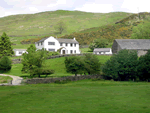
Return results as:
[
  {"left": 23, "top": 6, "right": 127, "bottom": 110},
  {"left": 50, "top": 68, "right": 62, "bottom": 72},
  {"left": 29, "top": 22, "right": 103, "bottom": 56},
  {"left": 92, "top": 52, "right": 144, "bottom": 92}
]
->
[
  {"left": 59, "top": 12, "right": 150, "bottom": 45},
  {"left": 0, "top": 10, "right": 131, "bottom": 36},
  {"left": 0, "top": 10, "right": 132, "bottom": 49}
]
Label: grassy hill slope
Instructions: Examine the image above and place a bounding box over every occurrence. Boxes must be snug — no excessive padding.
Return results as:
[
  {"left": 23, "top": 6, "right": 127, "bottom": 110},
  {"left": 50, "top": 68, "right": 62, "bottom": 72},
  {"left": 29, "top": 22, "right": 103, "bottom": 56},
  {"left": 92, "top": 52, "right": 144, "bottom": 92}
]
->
[
  {"left": 0, "top": 10, "right": 134, "bottom": 49},
  {"left": 60, "top": 12, "right": 150, "bottom": 45},
  {"left": 0, "top": 10, "right": 131, "bottom": 36}
]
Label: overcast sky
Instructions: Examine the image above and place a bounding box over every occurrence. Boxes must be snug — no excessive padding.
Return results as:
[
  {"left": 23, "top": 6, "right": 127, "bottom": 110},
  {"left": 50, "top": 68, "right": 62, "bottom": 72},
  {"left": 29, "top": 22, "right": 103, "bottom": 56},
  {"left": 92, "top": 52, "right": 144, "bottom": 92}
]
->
[{"left": 0, "top": 0, "right": 150, "bottom": 18}]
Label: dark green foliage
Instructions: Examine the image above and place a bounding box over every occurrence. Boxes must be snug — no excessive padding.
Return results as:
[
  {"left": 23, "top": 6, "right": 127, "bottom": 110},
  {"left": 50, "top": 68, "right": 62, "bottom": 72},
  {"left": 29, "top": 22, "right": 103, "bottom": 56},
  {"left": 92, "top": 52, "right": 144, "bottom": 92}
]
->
[
  {"left": 84, "top": 54, "right": 101, "bottom": 74},
  {"left": 65, "top": 54, "right": 101, "bottom": 76},
  {"left": 0, "top": 56, "right": 12, "bottom": 72},
  {"left": 22, "top": 45, "right": 54, "bottom": 77},
  {"left": 0, "top": 32, "right": 14, "bottom": 57},
  {"left": 137, "top": 50, "right": 150, "bottom": 81},
  {"left": 89, "top": 38, "right": 109, "bottom": 51},
  {"left": 65, "top": 56, "right": 85, "bottom": 76},
  {"left": 30, "top": 67, "right": 54, "bottom": 77},
  {"left": 102, "top": 49, "right": 138, "bottom": 81}
]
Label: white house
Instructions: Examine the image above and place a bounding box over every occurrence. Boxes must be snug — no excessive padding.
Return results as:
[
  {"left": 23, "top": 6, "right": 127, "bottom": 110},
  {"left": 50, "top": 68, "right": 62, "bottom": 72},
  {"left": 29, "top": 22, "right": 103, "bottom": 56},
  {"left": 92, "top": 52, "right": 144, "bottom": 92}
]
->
[
  {"left": 93, "top": 48, "right": 112, "bottom": 55},
  {"left": 35, "top": 36, "right": 80, "bottom": 54},
  {"left": 13, "top": 49, "right": 27, "bottom": 56}
]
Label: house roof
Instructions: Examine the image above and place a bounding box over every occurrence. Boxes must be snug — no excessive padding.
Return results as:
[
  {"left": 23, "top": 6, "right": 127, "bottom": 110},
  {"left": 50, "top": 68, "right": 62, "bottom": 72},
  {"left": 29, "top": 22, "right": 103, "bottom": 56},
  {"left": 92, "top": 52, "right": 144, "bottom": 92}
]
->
[
  {"left": 115, "top": 39, "right": 150, "bottom": 50},
  {"left": 36, "top": 37, "right": 79, "bottom": 44},
  {"left": 13, "top": 49, "right": 27, "bottom": 51},
  {"left": 56, "top": 38, "right": 79, "bottom": 44},
  {"left": 36, "top": 37, "right": 49, "bottom": 43},
  {"left": 94, "top": 48, "right": 111, "bottom": 52}
]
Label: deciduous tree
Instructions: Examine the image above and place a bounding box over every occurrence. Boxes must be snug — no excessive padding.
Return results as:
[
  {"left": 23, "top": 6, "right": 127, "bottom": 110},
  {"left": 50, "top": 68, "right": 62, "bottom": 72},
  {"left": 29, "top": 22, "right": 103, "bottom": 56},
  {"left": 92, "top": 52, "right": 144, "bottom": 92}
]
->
[{"left": 54, "top": 21, "right": 67, "bottom": 34}]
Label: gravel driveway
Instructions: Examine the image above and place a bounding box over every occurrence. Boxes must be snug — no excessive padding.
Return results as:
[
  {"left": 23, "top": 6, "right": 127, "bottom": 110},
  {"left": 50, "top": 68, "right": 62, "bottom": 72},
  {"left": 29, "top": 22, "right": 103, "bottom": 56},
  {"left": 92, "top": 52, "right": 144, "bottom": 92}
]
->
[{"left": 0, "top": 74, "right": 23, "bottom": 85}]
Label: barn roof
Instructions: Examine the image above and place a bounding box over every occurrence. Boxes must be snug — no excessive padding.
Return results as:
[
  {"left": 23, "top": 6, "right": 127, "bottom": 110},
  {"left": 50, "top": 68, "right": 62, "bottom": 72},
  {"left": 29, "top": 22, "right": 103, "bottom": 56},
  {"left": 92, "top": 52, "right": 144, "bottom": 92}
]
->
[
  {"left": 115, "top": 39, "right": 150, "bottom": 50},
  {"left": 36, "top": 37, "right": 79, "bottom": 44},
  {"left": 93, "top": 48, "right": 111, "bottom": 52}
]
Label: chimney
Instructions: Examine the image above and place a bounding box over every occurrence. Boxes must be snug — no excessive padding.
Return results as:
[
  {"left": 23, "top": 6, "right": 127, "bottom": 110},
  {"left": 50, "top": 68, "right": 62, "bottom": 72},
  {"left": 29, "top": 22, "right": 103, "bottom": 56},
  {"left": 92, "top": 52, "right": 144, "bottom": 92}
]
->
[{"left": 73, "top": 37, "right": 76, "bottom": 40}]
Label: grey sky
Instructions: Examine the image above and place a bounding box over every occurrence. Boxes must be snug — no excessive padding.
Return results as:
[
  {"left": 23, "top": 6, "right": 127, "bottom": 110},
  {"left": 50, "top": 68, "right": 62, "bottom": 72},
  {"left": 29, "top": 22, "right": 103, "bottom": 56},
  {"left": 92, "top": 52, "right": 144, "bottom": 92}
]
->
[{"left": 0, "top": 0, "right": 150, "bottom": 17}]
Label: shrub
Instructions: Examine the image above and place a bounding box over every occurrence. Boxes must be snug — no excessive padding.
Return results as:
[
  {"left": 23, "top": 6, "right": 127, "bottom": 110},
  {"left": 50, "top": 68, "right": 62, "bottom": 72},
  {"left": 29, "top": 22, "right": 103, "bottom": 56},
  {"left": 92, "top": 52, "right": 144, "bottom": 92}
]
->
[
  {"left": 102, "top": 49, "right": 138, "bottom": 81},
  {"left": 0, "top": 56, "right": 12, "bottom": 72},
  {"left": 137, "top": 50, "right": 150, "bottom": 81}
]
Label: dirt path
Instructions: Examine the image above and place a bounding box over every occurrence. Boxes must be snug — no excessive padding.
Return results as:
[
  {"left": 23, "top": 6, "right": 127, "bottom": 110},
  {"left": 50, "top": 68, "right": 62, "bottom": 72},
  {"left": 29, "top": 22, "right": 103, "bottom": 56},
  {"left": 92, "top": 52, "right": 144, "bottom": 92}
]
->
[{"left": 0, "top": 74, "right": 23, "bottom": 85}]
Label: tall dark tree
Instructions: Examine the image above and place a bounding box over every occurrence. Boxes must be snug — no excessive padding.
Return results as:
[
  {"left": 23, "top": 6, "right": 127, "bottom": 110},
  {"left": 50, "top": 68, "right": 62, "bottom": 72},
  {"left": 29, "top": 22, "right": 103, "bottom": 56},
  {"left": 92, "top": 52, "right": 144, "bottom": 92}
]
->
[{"left": 0, "top": 32, "right": 14, "bottom": 57}]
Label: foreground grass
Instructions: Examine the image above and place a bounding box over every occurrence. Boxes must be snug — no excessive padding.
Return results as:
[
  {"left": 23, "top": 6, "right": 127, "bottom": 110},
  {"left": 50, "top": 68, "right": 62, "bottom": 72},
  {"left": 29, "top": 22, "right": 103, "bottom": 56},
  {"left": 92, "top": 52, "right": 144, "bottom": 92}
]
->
[
  {"left": 0, "top": 80, "right": 150, "bottom": 113},
  {"left": 0, "top": 76, "right": 13, "bottom": 83},
  {"left": 6, "top": 55, "right": 110, "bottom": 78}
]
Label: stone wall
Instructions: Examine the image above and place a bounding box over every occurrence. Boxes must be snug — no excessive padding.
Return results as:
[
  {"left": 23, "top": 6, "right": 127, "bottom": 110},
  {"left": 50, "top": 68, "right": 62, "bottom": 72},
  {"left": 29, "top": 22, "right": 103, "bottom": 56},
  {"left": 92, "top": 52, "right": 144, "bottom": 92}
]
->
[{"left": 24, "top": 75, "right": 103, "bottom": 84}]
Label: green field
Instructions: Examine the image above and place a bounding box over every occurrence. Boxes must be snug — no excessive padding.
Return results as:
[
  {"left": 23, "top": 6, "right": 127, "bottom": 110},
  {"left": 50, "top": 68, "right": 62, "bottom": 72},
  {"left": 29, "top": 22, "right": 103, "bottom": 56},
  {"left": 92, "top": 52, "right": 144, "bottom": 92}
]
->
[
  {"left": 0, "top": 80, "right": 150, "bottom": 113},
  {"left": 5, "top": 55, "right": 111, "bottom": 78}
]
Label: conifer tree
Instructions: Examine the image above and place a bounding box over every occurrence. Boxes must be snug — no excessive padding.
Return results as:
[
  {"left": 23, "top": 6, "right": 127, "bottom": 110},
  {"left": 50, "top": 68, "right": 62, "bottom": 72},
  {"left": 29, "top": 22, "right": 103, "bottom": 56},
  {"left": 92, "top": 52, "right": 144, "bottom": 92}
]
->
[{"left": 0, "top": 32, "right": 13, "bottom": 57}]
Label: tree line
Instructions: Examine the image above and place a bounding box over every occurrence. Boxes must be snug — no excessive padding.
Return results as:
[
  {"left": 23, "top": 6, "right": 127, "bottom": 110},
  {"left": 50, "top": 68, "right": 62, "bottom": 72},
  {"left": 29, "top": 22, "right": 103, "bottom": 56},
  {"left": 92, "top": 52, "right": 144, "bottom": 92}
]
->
[{"left": 65, "top": 49, "right": 150, "bottom": 82}]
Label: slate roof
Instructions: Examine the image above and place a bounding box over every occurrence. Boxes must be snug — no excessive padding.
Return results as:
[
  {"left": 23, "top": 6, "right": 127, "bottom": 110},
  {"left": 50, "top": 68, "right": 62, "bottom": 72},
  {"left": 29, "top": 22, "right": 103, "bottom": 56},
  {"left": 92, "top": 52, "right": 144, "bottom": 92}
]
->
[
  {"left": 36, "top": 37, "right": 79, "bottom": 44},
  {"left": 94, "top": 48, "right": 111, "bottom": 52},
  {"left": 115, "top": 39, "right": 150, "bottom": 50},
  {"left": 56, "top": 38, "right": 79, "bottom": 44}
]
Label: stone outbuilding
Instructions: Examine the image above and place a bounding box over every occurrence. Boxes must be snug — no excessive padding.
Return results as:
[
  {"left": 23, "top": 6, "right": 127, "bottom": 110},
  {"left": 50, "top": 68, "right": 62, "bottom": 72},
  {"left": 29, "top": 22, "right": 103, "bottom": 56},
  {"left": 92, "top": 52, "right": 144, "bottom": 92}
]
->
[
  {"left": 93, "top": 48, "right": 112, "bottom": 55},
  {"left": 112, "top": 39, "right": 150, "bottom": 56}
]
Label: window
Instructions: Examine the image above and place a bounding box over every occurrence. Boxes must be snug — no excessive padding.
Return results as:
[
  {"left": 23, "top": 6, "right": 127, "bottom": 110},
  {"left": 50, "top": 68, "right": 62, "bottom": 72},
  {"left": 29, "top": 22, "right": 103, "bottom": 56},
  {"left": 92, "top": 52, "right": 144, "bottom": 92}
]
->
[
  {"left": 74, "top": 43, "right": 76, "bottom": 47},
  {"left": 70, "top": 43, "right": 73, "bottom": 47},
  {"left": 19, "top": 51, "right": 22, "bottom": 54},
  {"left": 41, "top": 42, "right": 43, "bottom": 45},
  {"left": 60, "top": 43, "right": 63, "bottom": 46},
  {"left": 48, "top": 42, "right": 55, "bottom": 45},
  {"left": 74, "top": 50, "right": 76, "bottom": 54},
  {"left": 70, "top": 50, "right": 73, "bottom": 54},
  {"left": 49, "top": 49, "right": 55, "bottom": 51},
  {"left": 66, "top": 43, "right": 68, "bottom": 46},
  {"left": 38, "top": 43, "right": 39, "bottom": 46}
]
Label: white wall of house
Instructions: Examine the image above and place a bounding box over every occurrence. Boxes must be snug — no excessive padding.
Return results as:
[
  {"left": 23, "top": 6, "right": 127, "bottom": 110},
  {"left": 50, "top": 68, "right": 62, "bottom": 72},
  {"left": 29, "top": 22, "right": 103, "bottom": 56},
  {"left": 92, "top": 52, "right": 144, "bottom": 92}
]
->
[
  {"left": 44, "top": 36, "right": 60, "bottom": 52},
  {"left": 14, "top": 50, "right": 27, "bottom": 56},
  {"left": 35, "top": 36, "right": 80, "bottom": 54}
]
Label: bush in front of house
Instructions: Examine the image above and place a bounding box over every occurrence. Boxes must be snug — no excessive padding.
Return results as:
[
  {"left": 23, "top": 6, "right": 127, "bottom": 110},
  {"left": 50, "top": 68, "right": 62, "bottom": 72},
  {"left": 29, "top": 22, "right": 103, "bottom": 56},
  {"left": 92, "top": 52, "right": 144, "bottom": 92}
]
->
[
  {"left": 102, "top": 49, "right": 138, "bottom": 81},
  {"left": 0, "top": 56, "right": 12, "bottom": 73}
]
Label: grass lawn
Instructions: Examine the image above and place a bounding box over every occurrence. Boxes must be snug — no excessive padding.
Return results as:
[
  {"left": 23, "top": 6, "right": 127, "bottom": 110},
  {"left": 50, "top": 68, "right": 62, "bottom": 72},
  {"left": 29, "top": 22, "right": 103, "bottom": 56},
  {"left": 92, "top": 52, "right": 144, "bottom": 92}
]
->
[
  {"left": 0, "top": 80, "right": 150, "bottom": 113},
  {"left": 0, "top": 76, "right": 13, "bottom": 83},
  {"left": 6, "top": 55, "right": 111, "bottom": 78}
]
